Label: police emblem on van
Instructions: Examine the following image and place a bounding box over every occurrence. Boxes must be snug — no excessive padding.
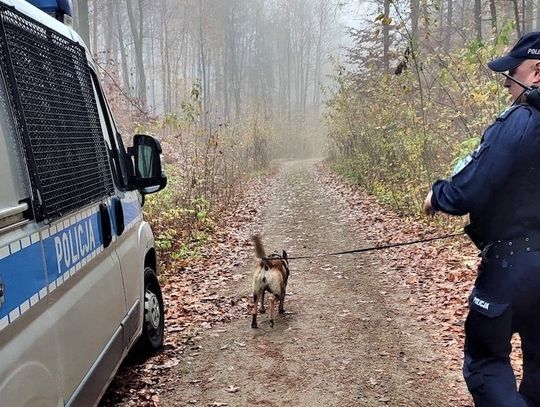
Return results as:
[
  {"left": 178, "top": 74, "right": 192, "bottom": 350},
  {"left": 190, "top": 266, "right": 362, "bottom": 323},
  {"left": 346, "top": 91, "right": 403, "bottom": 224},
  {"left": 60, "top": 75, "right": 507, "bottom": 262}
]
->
[
  {"left": 54, "top": 218, "right": 96, "bottom": 274},
  {"left": 44, "top": 212, "right": 102, "bottom": 278}
]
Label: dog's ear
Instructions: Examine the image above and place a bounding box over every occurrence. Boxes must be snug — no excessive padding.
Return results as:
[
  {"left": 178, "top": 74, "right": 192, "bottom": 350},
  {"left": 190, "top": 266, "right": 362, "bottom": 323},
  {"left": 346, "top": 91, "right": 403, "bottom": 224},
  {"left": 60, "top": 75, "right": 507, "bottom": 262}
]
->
[{"left": 282, "top": 250, "right": 288, "bottom": 259}]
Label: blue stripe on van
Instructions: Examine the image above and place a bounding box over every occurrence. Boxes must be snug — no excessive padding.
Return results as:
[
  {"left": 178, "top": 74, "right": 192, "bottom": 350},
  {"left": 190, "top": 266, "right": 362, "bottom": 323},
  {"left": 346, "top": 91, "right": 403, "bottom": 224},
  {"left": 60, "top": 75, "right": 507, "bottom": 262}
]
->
[
  {"left": 0, "top": 199, "right": 142, "bottom": 330},
  {"left": 122, "top": 200, "right": 141, "bottom": 226},
  {"left": 0, "top": 241, "right": 45, "bottom": 322}
]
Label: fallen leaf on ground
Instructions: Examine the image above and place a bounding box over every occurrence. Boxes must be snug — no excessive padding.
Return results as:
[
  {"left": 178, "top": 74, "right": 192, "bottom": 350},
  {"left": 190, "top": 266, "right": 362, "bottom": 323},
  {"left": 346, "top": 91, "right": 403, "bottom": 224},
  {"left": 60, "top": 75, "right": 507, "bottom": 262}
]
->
[{"left": 225, "top": 385, "right": 239, "bottom": 393}]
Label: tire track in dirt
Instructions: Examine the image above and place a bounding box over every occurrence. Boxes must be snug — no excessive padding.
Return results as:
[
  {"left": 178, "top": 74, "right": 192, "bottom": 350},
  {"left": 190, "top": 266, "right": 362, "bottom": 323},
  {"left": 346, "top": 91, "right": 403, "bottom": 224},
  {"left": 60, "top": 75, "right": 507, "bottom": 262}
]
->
[{"left": 161, "top": 159, "right": 466, "bottom": 406}]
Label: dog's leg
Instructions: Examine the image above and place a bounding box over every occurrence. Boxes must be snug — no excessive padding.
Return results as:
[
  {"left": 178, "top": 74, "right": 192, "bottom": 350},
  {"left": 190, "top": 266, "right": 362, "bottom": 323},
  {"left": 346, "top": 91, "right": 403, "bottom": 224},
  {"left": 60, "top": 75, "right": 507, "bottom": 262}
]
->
[
  {"left": 259, "top": 290, "right": 266, "bottom": 314},
  {"left": 251, "top": 292, "right": 259, "bottom": 329},
  {"left": 269, "top": 294, "right": 278, "bottom": 328},
  {"left": 278, "top": 289, "right": 286, "bottom": 314}
]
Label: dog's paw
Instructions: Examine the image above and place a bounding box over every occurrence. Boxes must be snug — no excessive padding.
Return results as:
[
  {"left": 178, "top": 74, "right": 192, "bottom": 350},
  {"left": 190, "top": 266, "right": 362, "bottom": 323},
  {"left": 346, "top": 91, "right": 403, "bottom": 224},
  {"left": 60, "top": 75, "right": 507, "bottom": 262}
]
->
[
  {"left": 251, "top": 322, "right": 258, "bottom": 329},
  {"left": 278, "top": 308, "right": 285, "bottom": 314},
  {"left": 259, "top": 307, "right": 266, "bottom": 314},
  {"left": 269, "top": 319, "right": 274, "bottom": 328}
]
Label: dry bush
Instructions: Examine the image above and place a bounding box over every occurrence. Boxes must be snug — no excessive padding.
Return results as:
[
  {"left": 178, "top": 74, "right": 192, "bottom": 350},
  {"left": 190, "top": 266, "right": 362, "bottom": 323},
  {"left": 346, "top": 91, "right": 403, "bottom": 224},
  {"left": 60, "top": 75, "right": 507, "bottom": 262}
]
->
[
  {"left": 325, "top": 25, "right": 515, "bottom": 221},
  {"left": 103, "top": 81, "right": 277, "bottom": 267}
]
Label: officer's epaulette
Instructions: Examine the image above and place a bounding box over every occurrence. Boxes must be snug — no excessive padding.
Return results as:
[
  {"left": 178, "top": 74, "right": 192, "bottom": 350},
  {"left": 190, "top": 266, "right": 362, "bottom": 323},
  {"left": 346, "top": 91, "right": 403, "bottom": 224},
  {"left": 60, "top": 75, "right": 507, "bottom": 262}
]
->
[{"left": 496, "top": 105, "right": 522, "bottom": 121}]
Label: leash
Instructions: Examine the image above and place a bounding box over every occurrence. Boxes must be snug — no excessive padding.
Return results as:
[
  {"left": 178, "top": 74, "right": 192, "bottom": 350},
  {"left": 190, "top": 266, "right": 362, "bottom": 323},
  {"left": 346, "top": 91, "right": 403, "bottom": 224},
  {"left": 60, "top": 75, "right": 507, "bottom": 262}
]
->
[{"left": 271, "top": 232, "right": 465, "bottom": 261}]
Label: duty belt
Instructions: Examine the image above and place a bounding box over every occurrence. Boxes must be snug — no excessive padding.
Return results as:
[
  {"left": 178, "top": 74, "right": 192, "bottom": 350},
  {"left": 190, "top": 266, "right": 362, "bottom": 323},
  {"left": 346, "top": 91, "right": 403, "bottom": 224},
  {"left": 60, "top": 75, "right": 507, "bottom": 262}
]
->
[{"left": 481, "top": 235, "right": 540, "bottom": 259}]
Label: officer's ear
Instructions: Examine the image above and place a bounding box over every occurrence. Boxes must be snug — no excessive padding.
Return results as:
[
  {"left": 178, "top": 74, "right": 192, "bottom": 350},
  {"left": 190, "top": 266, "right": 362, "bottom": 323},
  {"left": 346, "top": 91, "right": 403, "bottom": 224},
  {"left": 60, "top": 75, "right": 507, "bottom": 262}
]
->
[
  {"left": 532, "top": 61, "right": 540, "bottom": 84},
  {"left": 534, "top": 60, "right": 540, "bottom": 76}
]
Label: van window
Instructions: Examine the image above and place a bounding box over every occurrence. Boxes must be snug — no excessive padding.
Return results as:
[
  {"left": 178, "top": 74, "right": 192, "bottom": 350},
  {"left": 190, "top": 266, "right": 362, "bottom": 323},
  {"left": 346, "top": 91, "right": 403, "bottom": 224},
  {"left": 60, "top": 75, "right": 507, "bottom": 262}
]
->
[
  {"left": 0, "top": 67, "right": 30, "bottom": 230},
  {"left": 0, "top": 4, "right": 114, "bottom": 221},
  {"left": 90, "top": 73, "right": 125, "bottom": 190}
]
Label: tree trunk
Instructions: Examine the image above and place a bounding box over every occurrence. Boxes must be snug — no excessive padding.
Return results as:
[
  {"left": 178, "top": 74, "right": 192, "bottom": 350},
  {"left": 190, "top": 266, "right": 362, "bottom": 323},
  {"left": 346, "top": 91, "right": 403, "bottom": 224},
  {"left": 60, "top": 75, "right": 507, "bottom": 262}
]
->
[
  {"left": 226, "top": 2, "right": 241, "bottom": 120},
  {"left": 302, "top": 30, "right": 311, "bottom": 114},
  {"left": 114, "top": 1, "right": 131, "bottom": 95},
  {"left": 489, "top": 0, "right": 497, "bottom": 33},
  {"left": 474, "top": 0, "right": 482, "bottom": 41},
  {"left": 72, "top": 0, "right": 79, "bottom": 32},
  {"left": 313, "top": 0, "right": 326, "bottom": 118},
  {"left": 77, "top": 0, "right": 90, "bottom": 46},
  {"left": 514, "top": 0, "right": 523, "bottom": 37},
  {"left": 125, "top": 0, "right": 147, "bottom": 104},
  {"left": 536, "top": 0, "right": 540, "bottom": 29},
  {"left": 383, "top": 0, "right": 390, "bottom": 71},
  {"left": 105, "top": 0, "right": 115, "bottom": 70},
  {"left": 198, "top": 0, "right": 208, "bottom": 125},
  {"left": 159, "top": 0, "right": 171, "bottom": 113},
  {"left": 150, "top": 7, "right": 156, "bottom": 114},
  {"left": 525, "top": 0, "right": 534, "bottom": 32},
  {"left": 410, "top": 0, "right": 419, "bottom": 48},
  {"left": 445, "top": 0, "right": 453, "bottom": 49},
  {"left": 286, "top": 4, "right": 291, "bottom": 123},
  {"left": 91, "top": 1, "right": 98, "bottom": 57}
]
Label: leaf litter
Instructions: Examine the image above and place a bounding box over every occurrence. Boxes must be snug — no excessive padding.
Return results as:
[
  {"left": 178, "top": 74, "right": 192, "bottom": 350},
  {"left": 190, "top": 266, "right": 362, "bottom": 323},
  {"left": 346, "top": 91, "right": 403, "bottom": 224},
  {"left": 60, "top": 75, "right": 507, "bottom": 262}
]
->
[{"left": 101, "top": 163, "right": 524, "bottom": 407}]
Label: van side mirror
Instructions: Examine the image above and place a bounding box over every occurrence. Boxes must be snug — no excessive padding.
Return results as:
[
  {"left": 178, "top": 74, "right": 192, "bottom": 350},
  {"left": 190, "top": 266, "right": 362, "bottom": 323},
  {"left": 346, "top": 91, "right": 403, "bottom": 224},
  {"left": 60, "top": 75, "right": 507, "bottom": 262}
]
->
[{"left": 132, "top": 134, "right": 167, "bottom": 194}]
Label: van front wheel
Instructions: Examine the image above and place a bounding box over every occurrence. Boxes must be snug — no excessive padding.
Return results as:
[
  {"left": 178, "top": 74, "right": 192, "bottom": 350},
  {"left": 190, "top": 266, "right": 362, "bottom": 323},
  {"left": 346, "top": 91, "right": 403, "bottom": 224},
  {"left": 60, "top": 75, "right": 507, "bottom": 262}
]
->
[{"left": 136, "top": 267, "right": 165, "bottom": 355}]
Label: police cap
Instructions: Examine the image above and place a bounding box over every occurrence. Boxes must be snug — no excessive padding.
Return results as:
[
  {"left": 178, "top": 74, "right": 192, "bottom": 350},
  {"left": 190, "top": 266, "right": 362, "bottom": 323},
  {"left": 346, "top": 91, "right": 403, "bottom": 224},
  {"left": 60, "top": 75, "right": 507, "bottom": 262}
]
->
[{"left": 488, "top": 31, "right": 540, "bottom": 72}]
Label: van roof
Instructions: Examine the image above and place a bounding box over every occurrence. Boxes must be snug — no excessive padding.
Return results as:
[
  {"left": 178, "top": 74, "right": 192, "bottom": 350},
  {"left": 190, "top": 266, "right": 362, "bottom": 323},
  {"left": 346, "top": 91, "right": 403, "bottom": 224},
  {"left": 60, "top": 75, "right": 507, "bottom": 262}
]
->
[{"left": 0, "top": 0, "right": 88, "bottom": 52}]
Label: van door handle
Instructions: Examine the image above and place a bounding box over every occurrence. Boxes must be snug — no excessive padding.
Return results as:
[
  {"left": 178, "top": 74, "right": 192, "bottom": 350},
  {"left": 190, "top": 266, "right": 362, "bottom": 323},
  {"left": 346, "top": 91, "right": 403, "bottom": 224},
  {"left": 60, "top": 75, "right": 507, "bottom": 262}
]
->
[
  {"left": 0, "top": 278, "right": 4, "bottom": 307},
  {"left": 99, "top": 203, "right": 112, "bottom": 248},
  {"left": 112, "top": 198, "right": 125, "bottom": 236}
]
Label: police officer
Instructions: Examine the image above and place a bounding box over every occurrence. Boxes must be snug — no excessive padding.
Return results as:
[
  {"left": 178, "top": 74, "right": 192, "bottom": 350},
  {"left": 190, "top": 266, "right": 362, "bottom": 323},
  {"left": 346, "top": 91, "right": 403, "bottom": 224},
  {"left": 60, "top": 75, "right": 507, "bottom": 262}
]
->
[{"left": 424, "top": 31, "right": 540, "bottom": 406}]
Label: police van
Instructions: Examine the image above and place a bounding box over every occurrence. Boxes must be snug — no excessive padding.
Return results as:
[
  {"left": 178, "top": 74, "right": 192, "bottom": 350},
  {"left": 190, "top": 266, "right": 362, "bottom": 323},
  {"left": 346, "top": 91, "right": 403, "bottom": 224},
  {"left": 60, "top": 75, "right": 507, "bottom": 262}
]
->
[{"left": 0, "top": 0, "right": 167, "bottom": 405}]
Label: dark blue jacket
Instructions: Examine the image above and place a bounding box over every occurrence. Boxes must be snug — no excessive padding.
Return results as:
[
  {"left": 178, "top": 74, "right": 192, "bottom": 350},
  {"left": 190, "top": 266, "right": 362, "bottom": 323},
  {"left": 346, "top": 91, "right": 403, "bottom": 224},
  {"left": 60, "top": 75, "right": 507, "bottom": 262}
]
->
[{"left": 432, "top": 104, "right": 540, "bottom": 244}]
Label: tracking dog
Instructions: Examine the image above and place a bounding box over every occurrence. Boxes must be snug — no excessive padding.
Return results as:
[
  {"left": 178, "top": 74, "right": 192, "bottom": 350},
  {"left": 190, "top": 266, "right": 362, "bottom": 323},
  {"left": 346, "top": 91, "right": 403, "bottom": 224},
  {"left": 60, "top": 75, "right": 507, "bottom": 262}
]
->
[{"left": 251, "top": 235, "right": 290, "bottom": 329}]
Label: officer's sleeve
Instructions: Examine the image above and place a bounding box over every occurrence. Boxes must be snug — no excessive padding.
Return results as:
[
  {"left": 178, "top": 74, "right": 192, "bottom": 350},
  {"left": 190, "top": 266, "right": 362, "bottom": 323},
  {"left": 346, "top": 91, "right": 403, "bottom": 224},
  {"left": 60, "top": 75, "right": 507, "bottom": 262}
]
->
[{"left": 431, "top": 107, "right": 532, "bottom": 216}]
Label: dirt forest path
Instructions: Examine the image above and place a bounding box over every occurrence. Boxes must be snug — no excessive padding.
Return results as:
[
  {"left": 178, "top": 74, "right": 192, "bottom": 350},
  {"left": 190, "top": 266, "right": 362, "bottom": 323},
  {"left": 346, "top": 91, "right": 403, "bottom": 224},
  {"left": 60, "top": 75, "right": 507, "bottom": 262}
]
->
[{"left": 159, "top": 159, "right": 466, "bottom": 407}]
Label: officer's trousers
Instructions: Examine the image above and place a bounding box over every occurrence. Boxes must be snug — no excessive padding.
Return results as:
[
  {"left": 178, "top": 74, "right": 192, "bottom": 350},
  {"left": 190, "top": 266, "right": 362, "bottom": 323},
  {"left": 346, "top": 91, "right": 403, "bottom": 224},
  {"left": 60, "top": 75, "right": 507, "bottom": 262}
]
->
[{"left": 463, "top": 253, "right": 540, "bottom": 407}]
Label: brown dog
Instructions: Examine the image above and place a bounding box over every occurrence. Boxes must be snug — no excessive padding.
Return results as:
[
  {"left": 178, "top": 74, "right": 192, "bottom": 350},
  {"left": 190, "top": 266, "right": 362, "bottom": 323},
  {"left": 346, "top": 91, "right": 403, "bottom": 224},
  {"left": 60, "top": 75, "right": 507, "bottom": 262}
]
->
[{"left": 251, "top": 235, "right": 290, "bottom": 329}]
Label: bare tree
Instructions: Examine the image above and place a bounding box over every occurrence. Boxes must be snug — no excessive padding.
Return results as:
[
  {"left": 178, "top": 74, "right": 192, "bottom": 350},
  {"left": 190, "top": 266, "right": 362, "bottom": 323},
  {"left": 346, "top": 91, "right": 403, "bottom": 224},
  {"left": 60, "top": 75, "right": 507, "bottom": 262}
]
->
[
  {"left": 87, "top": 0, "right": 341, "bottom": 129},
  {"left": 513, "top": 0, "right": 523, "bottom": 37},
  {"left": 474, "top": 0, "right": 482, "bottom": 41},
  {"left": 489, "top": 0, "right": 497, "bottom": 33},
  {"left": 383, "top": 0, "right": 390, "bottom": 71},
  {"left": 114, "top": 1, "right": 131, "bottom": 96},
  {"left": 537, "top": 0, "right": 540, "bottom": 29},
  {"left": 525, "top": 0, "right": 534, "bottom": 32},
  {"left": 445, "top": 0, "right": 453, "bottom": 49},
  {"left": 125, "top": 0, "right": 147, "bottom": 103},
  {"left": 410, "top": 0, "right": 420, "bottom": 48},
  {"left": 77, "top": 0, "right": 90, "bottom": 46}
]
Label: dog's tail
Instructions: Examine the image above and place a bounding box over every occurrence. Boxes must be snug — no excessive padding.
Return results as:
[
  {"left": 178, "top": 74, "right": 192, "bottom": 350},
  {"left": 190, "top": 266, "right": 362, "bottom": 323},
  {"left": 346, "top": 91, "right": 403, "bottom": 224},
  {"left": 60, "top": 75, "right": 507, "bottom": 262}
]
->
[{"left": 252, "top": 234, "right": 266, "bottom": 259}]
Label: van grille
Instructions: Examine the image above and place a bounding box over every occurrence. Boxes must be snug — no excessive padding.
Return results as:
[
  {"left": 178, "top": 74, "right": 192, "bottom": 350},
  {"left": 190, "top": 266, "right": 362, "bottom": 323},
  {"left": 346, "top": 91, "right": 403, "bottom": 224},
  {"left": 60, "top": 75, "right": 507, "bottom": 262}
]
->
[{"left": 0, "top": 5, "right": 114, "bottom": 221}]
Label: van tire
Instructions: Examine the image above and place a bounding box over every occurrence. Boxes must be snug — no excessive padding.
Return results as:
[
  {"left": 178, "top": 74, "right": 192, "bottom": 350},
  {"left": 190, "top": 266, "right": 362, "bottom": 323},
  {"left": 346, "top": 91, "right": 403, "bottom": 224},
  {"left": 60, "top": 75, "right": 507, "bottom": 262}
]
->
[{"left": 135, "top": 267, "right": 165, "bottom": 356}]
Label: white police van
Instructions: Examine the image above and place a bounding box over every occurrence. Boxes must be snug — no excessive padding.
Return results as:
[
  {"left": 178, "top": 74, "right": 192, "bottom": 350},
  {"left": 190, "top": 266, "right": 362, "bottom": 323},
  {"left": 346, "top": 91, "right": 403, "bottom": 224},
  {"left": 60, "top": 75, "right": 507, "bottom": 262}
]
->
[{"left": 0, "top": 0, "right": 167, "bottom": 405}]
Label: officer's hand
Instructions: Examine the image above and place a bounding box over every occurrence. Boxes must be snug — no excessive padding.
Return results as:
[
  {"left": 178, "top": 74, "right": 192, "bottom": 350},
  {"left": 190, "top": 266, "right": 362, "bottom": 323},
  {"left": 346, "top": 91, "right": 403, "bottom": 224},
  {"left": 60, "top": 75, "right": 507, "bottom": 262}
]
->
[{"left": 423, "top": 190, "right": 435, "bottom": 216}]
